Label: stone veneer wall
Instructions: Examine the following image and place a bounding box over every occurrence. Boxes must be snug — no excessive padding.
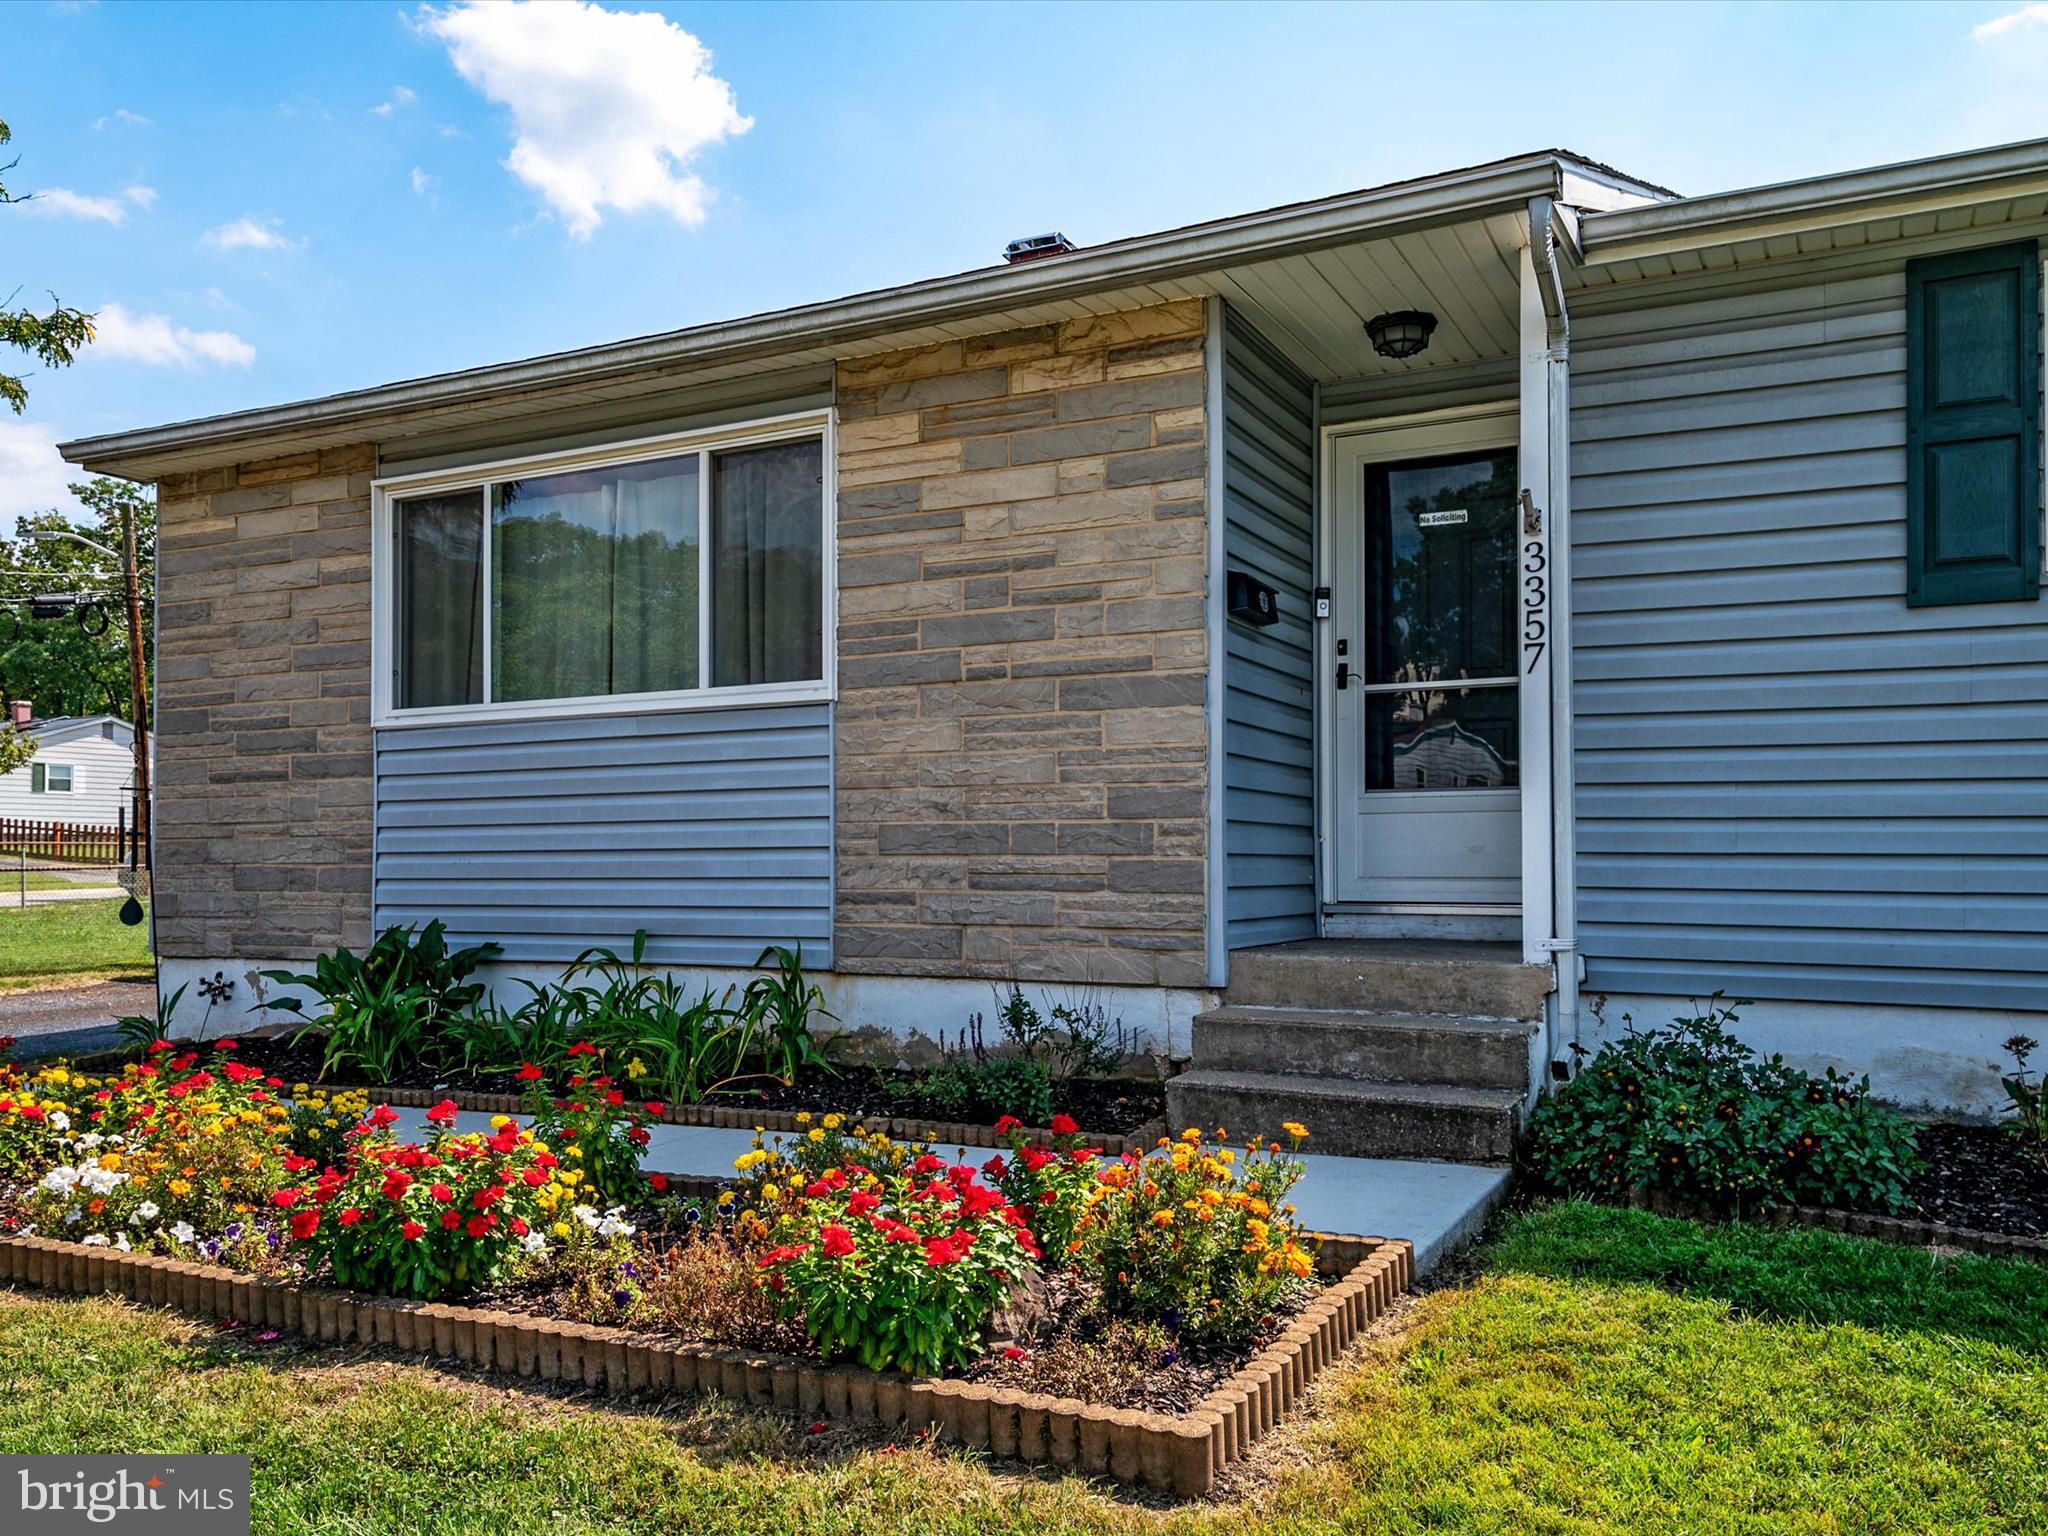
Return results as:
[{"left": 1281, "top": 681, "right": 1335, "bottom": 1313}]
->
[
  {"left": 151, "top": 445, "right": 376, "bottom": 959},
  {"left": 833, "top": 299, "right": 1210, "bottom": 987}
]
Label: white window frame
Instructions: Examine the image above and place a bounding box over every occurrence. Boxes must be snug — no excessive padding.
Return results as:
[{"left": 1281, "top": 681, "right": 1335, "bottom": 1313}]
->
[
  {"left": 32, "top": 762, "right": 75, "bottom": 794},
  {"left": 370, "top": 409, "right": 837, "bottom": 728}
]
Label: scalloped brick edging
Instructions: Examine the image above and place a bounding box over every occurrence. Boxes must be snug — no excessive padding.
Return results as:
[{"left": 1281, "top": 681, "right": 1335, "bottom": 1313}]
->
[
  {"left": 322, "top": 1083, "right": 1169, "bottom": 1158},
  {"left": 1761, "top": 1203, "right": 2048, "bottom": 1262},
  {"left": 0, "top": 1229, "right": 1408, "bottom": 1496}
]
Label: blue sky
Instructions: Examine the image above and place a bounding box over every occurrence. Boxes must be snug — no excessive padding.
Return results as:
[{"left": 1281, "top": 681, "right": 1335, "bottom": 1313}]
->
[{"left": 5, "top": 0, "right": 2047, "bottom": 529}]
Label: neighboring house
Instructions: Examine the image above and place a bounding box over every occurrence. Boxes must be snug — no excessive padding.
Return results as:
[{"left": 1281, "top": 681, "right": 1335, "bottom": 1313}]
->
[
  {"left": 58, "top": 139, "right": 2048, "bottom": 1147},
  {"left": 0, "top": 714, "right": 138, "bottom": 828}
]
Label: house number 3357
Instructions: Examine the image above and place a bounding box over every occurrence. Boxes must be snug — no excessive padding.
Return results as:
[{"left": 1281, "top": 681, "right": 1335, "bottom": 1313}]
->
[{"left": 1521, "top": 538, "right": 1547, "bottom": 674}]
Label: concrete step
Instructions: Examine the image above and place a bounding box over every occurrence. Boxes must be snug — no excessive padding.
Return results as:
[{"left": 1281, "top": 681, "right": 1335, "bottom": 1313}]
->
[
  {"left": 1224, "top": 939, "right": 1553, "bottom": 1020},
  {"left": 1166, "top": 1068, "right": 1524, "bottom": 1164},
  {"left": 1190, "top": 1005, "right": 1536, "bottom": 1091}
]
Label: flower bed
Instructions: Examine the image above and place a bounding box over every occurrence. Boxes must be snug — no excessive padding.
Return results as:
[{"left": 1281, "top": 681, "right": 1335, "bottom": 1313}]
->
[{"left": 0, "top": 1041, "right": 1402, "bottom": 1494}]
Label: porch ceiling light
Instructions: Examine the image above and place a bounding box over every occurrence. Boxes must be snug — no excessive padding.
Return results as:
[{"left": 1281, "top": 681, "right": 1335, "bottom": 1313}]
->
[{"left": 1365, "top": 310, "right": 1438, "bottom": 360}]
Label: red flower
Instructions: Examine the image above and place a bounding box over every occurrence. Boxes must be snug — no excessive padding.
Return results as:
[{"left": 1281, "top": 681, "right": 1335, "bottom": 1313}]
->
[
  {"left": 440, "top": 1210, "right": 462, "bottom": 1230},
  {"left": 566, "top": 1041, "right": 598, "bottom": 1057},
  {"left": 288, "top": 1210, "right": 319, "bottom": 1241},
  {"left": 820, "top": 1224, "right": 858, "bottom": 1259},
  {"left": 522, "top": 1168, "right": 548, "bottom": 1187},
  {"left": 648, "top": 1173, "right": 669, "bottom": 1193},
  {"left": 368, "top": 1105, "right": 400, "bottom": 1128},
  {"left": 338, "top": 1207, "right": 364, "bottom": 1226},
  {"left": 270, "top": 1188, "right": 302, "bottom": 1208},
  {"left": 1001, "top": 1346, "right": 1028, "bottom": 1363},
  {"left": 472, "top": 1184, "right": 504, "bottom": 1209},
  {"left": 642, "top": 1101, "right": 667, "bottom": 1117},
  {"left": 846, "top": 1190, "right": 881, "bottom": 1216},
  {"left": 465, "top": 1214, "right": 491, "bottom": 1238},
  {"left": 1050, "top": 1113, "right": 1079, "bottom": 1136},
  {"left": 1020, "top": 1145, "right": 1055, "bottom": 1173},
  {"left": 424, "top": 1099, "right": 459, "bottom": 1126},
  {"left": 401, "top": 1220, "right": 426, "bottom": 1241},
  {"left": 980, "top": 1154, "right": 1007, "bottom": 1180},
  {"left": 380, "top": 1171, "right": 413, "bottom": 1201},
  {"left": 429, "top": 1182, "right": 454, "bottom": 1203},
  {"left": 516, "top": 1063, "right": 544, "bottom": 1082},
  {"left": 994, "top": 1115, "right": 1022, "bottom": 1134},
  {"left": 605, "top": 1089, "right": 625, "bottom": 1106},
  {"left": 911, "top": 1154, "right": 945, "bottom": 1176}
]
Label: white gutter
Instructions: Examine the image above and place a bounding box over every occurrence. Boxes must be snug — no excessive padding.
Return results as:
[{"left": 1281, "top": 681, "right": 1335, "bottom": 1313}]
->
[
  {"left": 1580, "top": 134, "right": 2048, "bottom": 267},
  {"left": 62, "top": 156, "right": 1592, "bottom": 479}
]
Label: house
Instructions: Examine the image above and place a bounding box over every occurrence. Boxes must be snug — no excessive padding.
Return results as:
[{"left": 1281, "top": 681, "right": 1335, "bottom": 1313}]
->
[
  {"left": 59, "top": 138, "right": 2048, "bottom": 1150},
  {"left": 0, "top": 711, "right": 139, "bottom": 829}
]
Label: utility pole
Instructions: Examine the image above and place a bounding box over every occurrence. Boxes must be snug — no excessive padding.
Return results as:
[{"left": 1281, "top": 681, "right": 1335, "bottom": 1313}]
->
[{"left": 119, "top": 500, "right": 150, "bottom": 869}]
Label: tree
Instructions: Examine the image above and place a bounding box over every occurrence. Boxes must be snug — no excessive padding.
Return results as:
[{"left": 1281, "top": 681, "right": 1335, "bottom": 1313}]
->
[
  {"left": 0, "top": 478, "right": 156, "bottom": 719},
  {"left": 0, "top": 725, "right": 31, "bottom": 776},
  {"left": 1, "top": 116, "right": 95, "bottom": 413}
]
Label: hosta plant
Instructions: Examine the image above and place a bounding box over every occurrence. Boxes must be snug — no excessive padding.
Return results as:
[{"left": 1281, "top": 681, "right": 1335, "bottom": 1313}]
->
[
  {"left": 279, "top": 1099, "right": 564, "bottom": 1298},
  {"left": 1075, "top": 1125, "right": 1317, "bottom": 1344},
  {"left": 751, "top": 1141, "right": 1040, "bottom": 1375}
]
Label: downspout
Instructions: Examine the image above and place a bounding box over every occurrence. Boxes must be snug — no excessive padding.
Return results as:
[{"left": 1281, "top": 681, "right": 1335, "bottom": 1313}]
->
[{"left": 1533, "top": 199, "right": 1583, "bottom": 1070}]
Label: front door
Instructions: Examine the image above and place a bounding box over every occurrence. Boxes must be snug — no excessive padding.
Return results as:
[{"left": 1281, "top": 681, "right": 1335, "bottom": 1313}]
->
[{"left": 1331, "top": 436, "right": 1520, "bottom": 906}]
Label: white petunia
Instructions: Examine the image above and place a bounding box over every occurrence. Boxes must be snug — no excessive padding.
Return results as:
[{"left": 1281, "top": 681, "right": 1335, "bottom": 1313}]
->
[
  {"left": 81, "top": 1234, "right": 109, "bottom": 1247},
  {"left": 520, "top": 1229, "right": 548, "bottom": 1255},
  {"left": 39, "top": 1166, "right": 81, "bottom": 1195},
  {"left": 48, "top": 1111, "right": 70, "bottom": 1132},
  {"left": 113, "top": 1232, "right": 131, "bottom": 1252},
  {"left": 169, "top": 1221, "right": 197, "bottom": 1245},
  {"left": 135, "top": 1201, "right": 160, "bottom": 1221},
  {"left": 78, "top": 1132, "right": 103, "bottom": 1149}
]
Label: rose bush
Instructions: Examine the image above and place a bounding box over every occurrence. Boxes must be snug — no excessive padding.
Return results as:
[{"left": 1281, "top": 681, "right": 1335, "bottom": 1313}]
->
[{"left": 1075, "top": 1125, "right": 1316, "bottom": 1343}]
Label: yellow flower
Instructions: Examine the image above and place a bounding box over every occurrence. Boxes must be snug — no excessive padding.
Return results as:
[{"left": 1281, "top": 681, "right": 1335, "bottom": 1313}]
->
[
  {"left": 1281, "top": 1121, "right": 1310, "bottom": 1141},
  {"left": 625, "top": 1057, "right": 648, "bottom": 1081},
  {"left": 553, "top": 1221, "right": 572, "bottom": 1239},
  {"left": 1151, "top": 1210, "right": 1174, "bottom": 1227},
  {"left": 807, "top": 1128, "right": 826, "bottom": 1143},
  {"left": 167, "top": 1178, "right": 192, "bottom": 1198},
  {"left": 821, "top": 1113, "right": 842, "bottom": 1130},
  {"left": 795, "top": 1112, "right": 813, "bottom": 1125}
]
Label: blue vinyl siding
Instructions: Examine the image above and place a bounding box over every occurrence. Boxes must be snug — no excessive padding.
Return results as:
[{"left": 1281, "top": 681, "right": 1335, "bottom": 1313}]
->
[
  {"left": 1221, "top": 305, "right": 1318, "bottom": 948},
  {"left": 373, "top": 703, "right": 834, "bottom": 966},
  {"left": 1570, "top": 255, "right": 2048, "bottom": 1011}
]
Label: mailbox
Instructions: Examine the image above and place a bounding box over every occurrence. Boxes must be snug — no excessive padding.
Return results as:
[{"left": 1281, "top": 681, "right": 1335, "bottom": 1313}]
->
[{"left": 1226, "top": 569, "right": 1279, "bottom": 627}]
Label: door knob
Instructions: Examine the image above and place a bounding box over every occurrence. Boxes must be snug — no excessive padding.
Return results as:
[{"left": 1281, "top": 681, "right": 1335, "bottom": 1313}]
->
[{"left": 1336, "top": 662, "right": 1351, "bottom": 691}]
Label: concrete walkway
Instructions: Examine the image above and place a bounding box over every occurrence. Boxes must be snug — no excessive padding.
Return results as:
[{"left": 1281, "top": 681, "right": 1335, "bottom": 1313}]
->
[{"left": 388, "top": 1106, "right": 1508, "bottom": 1277}]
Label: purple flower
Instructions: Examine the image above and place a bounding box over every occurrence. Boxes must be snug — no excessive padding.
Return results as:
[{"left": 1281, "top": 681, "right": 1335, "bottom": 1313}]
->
[
  {"left": 621, "top": 1261, "right": 638, "bottom": 1278},
  {"left": 224, "top": 1223, "right": 245, "bottom": 1241},
  {"left": 610, "top": 1288, "right": 633, "bottom": 1307}
]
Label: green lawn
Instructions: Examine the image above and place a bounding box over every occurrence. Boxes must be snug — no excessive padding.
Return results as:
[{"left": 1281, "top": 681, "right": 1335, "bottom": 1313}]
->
[
  {"left": 0, "top": 896, "right": 153, "bottom": 989},
  {"left": 1, "top": 1203, "right": 2042, "bottom": 1534}
]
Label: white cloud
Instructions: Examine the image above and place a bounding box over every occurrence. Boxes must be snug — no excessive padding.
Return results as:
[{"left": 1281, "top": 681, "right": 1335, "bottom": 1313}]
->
[
  {"left": 203, "top": 286, "right": 241, "bottom": 312},
  {"left": 0, "top": 422, "right": 84, "bottom": 533},
  {"left": 410, "top": 166, "right": 437, "bottom": 201},
  {"left": 122, "top": 184, "right": 157, "bottom": 211},
  {"left": 1974, "top": 4, "right": 2048, "bottom": 39},
  {"left": 23, "top": 188, "right": 128, "bottom": 224},
  {"left": 91, "top": 302, "right": 255, "bottom": 369},
  {"left": 370, "top": 84, "right": 418, "bottom": 117},
  {"left": 419, "top": 0, "right": 751, "bottom": 239},
  {"left": 91, "top": 107, "right": 153, "bottom": 130},
  {"left": 201, "top": 215, "right": 303, "bottom": 252}
]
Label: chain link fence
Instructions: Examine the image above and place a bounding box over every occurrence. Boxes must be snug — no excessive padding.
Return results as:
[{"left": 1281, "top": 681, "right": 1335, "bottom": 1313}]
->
[{"left": 0, "top": 826, "right": 153, "bottom": 988}]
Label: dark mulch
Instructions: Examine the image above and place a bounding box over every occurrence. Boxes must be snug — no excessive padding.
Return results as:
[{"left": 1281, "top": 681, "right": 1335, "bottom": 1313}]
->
[
  {"left": 1906, "top": 1121, "right": 2048, "bottom": 1239},
  {"left": 220, "top": 1034, "right": 1166, "bottom": 1137}
]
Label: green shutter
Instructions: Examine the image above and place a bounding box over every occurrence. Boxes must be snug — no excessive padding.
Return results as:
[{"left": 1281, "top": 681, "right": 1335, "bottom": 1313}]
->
[
  {"left": 1905, "top": 238, "right": 2042, "bottom": 607},
  {"left": 30, "top": 762, "right": 45, "bottom": 794}
]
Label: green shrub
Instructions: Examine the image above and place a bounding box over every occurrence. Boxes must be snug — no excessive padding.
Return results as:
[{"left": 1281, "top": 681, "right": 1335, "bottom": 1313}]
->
[
  {"left": 1525, "top": 998, "right": 1922, "bottom": 1216},
  {"left": 918, "top": 1056, "right": 1054, "bottom": 1126},
  {"left": 261, "top": 921, "right": 501, "bottom": 1084}
]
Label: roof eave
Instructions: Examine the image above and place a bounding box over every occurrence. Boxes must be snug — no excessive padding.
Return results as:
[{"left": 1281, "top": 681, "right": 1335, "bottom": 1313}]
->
[
  {"left": 61, "top": 154, "right": 1586, "bottom": 481},
  {"left": 1579, "top": 135, "right": 2048, "bottom": 267}
]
